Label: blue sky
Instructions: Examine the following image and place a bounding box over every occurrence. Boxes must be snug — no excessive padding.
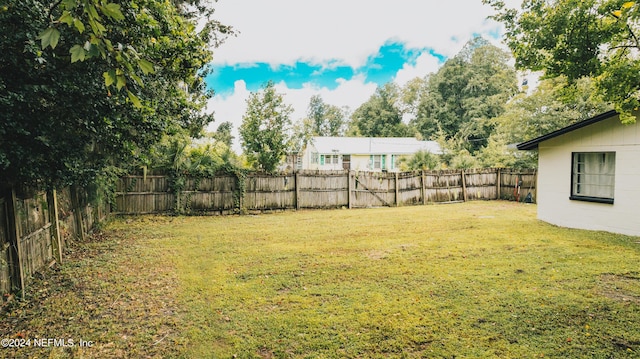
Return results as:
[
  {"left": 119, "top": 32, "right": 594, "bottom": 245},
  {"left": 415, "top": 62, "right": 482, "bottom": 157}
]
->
[
  {"left": 206, "top": 42, "right": 447, "bottom": 96},
  {"left": 204, "top": 0, "right": 523, "bottom": 151}
]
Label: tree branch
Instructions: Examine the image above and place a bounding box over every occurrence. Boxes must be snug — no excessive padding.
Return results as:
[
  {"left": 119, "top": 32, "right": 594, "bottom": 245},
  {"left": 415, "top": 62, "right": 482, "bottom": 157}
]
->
[
  {"left": 625, "top": 22, "right": 640, "bottom": 50},
  {"left": 48, "top": 0, "right": 64, "bottom": 22},
  {"left": 609, "top": 44, "right": 639, "bottom": 50}
]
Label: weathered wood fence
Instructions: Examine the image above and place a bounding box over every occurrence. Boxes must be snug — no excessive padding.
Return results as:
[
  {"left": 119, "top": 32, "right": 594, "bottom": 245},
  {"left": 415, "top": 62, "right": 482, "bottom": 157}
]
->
[
  {"left": 115, "top": 168, "right": 537, "bottom": 215},
  {"left": 0, "top": 168, "right": 535, "bottom": 299},
  {"left": 0, "top": 186, "right": 108, "bottom": 299}
]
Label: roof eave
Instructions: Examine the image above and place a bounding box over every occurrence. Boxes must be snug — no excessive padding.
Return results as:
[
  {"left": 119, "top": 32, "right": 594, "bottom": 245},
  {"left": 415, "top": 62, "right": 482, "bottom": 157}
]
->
[{"left": 516, "top": 110, "right": 618, "bottom": 151}]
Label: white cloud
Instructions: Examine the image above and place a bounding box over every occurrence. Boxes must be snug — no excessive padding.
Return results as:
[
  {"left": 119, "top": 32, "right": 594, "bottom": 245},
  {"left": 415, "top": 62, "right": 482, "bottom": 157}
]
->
[
  {"left": 276, "top": 74, "right": 378, "bottom": 121},
  {"left": 212, "top": 0, "right": 510, "bottom": 68},
  {"left": 206, "top": 80, "right": 251, "bottom": 152},
  {"left": 394, "top": 52, "right": 441, "bottom": 86}
]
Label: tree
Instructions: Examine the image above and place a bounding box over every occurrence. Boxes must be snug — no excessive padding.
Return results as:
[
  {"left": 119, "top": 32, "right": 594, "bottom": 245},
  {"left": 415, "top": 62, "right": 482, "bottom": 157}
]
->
[
  {"left": 399, "top": 77, "right": 429, "bottom": 120},
  {"left": 239, "top": 82, "right": 293, "bottom": 173},
  {"left": 213, "top": 121, "right": 234, "bottom": 148},
  {"left": 477, "top": 76, "right": 610, "bottom": 168},
  {"left": 485, "top": 0, "right": 640, "bottom": 123},
  {"left": 34, "top": 0, "right": 232, "bottom": 101},
  {"left": 290, "top": 95, "right": 349, "bottom": 154},
  {"left": 306, "top": 95, "right": 348, "bottom": 137},
  {"left": 398, "top": 150, "right": 441, "bottom": 171},
  {"left": 412, "top": 37, "right": 518, "bottom": 153},
  {"left": 0, "top": 0, "right": 228, "bottom": 188},
  {"left": 349, "top": 82, "right": 415, "bottom": 137}
]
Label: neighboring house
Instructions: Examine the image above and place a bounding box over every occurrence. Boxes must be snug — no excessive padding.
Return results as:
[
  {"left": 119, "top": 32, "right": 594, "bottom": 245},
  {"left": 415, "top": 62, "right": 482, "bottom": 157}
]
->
[
  {"left": 298, "top": 136, "right": 442, "bottom": 172},
  {"left": 517, "top": 110, "right": 640, "bottom": 236}
]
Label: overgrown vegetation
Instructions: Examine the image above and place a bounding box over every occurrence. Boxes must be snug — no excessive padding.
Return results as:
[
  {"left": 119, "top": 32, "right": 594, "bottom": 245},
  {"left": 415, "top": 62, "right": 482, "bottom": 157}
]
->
[
  {"left": 139, "top": 133, "right": 247, "bottom": 214},
  {"left": 3, "top": 203, "right": 640, "bottom": 358}
]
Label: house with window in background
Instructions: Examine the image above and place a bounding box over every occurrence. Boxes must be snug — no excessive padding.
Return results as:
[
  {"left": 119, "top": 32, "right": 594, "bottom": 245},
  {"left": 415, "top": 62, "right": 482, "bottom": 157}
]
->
[
  {"left": 297, "top": 136, "right": 442, "bottom": 172},
  {"left": 517, "top": 109, "right": 640, "bottom": 236}
]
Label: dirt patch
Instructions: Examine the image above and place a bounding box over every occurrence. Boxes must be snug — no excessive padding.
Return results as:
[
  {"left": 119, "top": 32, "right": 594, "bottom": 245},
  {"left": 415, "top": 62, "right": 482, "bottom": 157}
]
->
[
  {"left": 598, "top": 273, "right": 640, "bottom": 303},
  {"left": 365, "top": 250, "right": 390, "bottom": 260}
]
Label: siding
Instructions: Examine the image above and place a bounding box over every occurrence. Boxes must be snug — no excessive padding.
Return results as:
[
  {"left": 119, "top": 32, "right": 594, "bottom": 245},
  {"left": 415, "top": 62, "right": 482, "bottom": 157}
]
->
[{"left": 537, "top": 114, "right": 640, "bottom": 236}]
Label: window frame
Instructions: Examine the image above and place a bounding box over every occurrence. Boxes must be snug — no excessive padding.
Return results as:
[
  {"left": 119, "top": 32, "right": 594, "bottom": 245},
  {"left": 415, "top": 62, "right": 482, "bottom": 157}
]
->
[
  {"left": 569, "top": 151, "right": 616, "bottom": 204},
  {"left": 321, "top": 154, "right": 340, "bottom": 166},
  {"left": 369, "top": 154, "right": 387, "bottom": 170}
]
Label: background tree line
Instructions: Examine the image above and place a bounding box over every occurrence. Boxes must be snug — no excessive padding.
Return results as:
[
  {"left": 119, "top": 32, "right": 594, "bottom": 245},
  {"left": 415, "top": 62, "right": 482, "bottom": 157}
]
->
[{"left": 236, "top": 35, "right": 612, "bottom": 172}]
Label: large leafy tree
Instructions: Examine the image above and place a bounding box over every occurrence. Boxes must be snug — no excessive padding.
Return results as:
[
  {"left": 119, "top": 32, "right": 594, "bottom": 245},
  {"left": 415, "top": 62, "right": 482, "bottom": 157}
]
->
[
  {"left": 306, "top": 95, "right": 348, "bottom": 137},
  {"left": 290, "top": 95, "right": 348, "bottom": 153},
  {"left": 485, "top": 0, "right": 640, "bottom": 123},
  {"left": 239, "top": 82, "right": 293, "bottom": 173},
  {"left": 349, "top": 82, "right": 414, "bottom": 137},
  {"left": 477, "top": 76, "right": 611, "bottom": 168},
  {"left": 0, "top": 0, "right": 229, "bottom": 188},
  {"left": 412, "top": 37, "right": 518, "bottom": 153}
]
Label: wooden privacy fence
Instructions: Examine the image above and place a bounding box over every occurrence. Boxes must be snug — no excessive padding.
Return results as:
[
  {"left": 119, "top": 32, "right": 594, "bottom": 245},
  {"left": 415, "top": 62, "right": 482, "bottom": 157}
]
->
[
  {"left": 114, "top": 168, "right": 537, "bottom": 215},
  {"left": 0, "top": 186, "right": 108, "bottom": 298}
]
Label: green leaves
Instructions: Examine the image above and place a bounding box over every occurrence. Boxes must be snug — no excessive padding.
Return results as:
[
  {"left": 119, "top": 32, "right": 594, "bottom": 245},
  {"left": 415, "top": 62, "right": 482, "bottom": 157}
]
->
[
  {"left": 69, "top": 45, "right": 85, "bottom": 62},
  {"left": 103, "top": 70, "right": 116, "bottom": 87},
  {"left": 59, "top": 11, "right": 74, "bottom": 26},
  {"left": 100, "top": 3, "right": 125, "bottom": 21},
  {"left": 73, "top": 19, "right": 85, "bottom": 34},
  {"left": 37, "top": 28, "right": 60, "bottom": 49},
  {"left": 488, "top": 0, "right": 640, "bottom": 125},
  {"left": 240, "top": 82, "right": 293, "bottom": 173},
  {"left": 1, "top": 0, "right": 226, "bottom": 188},
  {"left": 137, "top": 59, "right": 155, "bottom": 75},
  {"left": 127, "top": 91, "right": 142, "bottom": 108}
]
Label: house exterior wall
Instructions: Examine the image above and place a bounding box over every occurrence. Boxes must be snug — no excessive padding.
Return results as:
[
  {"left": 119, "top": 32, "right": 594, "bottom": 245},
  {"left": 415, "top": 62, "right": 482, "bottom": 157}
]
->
[
  {"left": 537, "top": 114, "right": 640, "bottom": 236},
  {"left": 299, "top": 137, "right": 440, "bottom": 172},
  {"left": 350, "top": 155, "right": 371, "bottom": 171},
  {"left": 301, "top": 144, "right": 406, "bottom": 172},
  {"left": 301, "top": 144, "right": 319, "bottom": 171},
  {"left": 350, "top": 155, "right": 398, "bottom": 172}
]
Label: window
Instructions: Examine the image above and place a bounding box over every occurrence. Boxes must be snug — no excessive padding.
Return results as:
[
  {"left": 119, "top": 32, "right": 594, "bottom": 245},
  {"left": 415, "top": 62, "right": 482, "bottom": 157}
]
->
[
  {"left": 320, "top": 154, "right": 340, "bottom": 166},
  {"left": 311, "top": 152, "right": 319, "bottom": 164},
  {"left": 571, "top": 152, "right": 616, "bottom": 204},
  {"left": 369, "top": 155, "right": 387, "bottom": 170}
]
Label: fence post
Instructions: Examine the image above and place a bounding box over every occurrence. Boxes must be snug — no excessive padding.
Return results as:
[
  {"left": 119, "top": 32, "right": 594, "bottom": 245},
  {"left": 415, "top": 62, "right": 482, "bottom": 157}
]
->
[
  {"left": 7, "top": 188, "right": 25, "bottom": 296},
  {"left": 70, "top": 186, "right": 86, "bottom": 241},
  {"left": 295, "top": 172, "right": 300, "bottom": 210},
  {"left": 348, "top": 171, "right": 353, "bottom": 209},
  {"left": 461, "top": 170, "right": 467, "bottom": 202},
  {"left": 496, "top": 168, "right": 501, "bottom": 200},
  {"left": 47, "top": 189, "right": 63, "bottom": 264},
  {"left": 395, "top": 172, "right": 400, "bottom": 207},
  {"left": 421, "top": 170, "right": 426, "bottom": 205}
]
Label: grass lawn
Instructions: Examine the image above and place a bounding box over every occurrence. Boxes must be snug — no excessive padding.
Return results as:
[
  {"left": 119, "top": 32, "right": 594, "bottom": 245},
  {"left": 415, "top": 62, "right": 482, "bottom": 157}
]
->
[{"left": 2, "top": 201, "right": 640, "bottom": 358}]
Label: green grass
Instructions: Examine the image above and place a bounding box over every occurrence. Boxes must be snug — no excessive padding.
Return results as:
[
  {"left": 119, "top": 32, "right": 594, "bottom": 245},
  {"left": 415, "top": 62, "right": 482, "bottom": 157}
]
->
[{"left": 3, "top": 201, "right": 640, "bottom": 358}]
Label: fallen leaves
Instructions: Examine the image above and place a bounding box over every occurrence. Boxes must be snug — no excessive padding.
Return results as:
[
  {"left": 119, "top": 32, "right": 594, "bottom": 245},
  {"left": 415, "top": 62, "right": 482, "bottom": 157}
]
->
[{"left": 0, "top": 228, "right": 183, "bottom": 358}]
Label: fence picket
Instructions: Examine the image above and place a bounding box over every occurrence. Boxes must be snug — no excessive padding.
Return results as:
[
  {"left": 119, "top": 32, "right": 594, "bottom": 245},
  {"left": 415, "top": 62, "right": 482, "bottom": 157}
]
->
[{"left": 113, "top": 168, "right": 537, "bottom": 214}]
